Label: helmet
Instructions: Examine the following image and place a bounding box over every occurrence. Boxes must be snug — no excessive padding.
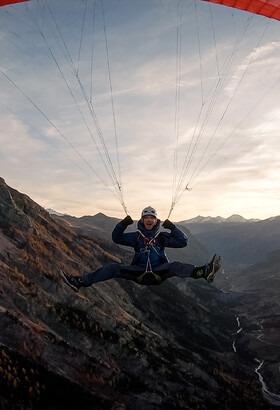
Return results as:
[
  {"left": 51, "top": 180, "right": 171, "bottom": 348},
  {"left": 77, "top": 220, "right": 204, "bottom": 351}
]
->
[{"left": 141, "top": 206, "right": 157, "bottom": 218}]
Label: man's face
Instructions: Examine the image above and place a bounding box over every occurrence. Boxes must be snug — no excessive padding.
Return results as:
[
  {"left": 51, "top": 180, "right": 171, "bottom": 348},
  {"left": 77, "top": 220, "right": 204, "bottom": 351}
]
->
[{"left": 143, "top": 215, "right": 157, "bottom": 230}]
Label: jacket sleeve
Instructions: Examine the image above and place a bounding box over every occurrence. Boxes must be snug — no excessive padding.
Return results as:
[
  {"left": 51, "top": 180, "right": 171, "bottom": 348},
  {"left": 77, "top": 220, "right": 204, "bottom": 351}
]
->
[
  {"left": 161, "top": 226, "right": 188, "bottom": 248},
  {"left": 112, "top": 221, "right": 138, "bottom": 247}
]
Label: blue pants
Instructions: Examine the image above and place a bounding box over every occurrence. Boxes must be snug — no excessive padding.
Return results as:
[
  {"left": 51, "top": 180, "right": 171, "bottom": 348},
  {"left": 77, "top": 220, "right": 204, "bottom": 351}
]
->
[{"left": 82, "top": 262, "right": 196, "bottom": 286}]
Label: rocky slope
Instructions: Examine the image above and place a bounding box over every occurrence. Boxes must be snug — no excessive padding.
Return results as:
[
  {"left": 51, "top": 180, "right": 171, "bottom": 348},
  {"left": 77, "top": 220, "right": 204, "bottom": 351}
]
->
[{"left": 0, "top": 177, "right": 277, "bottom": 409}]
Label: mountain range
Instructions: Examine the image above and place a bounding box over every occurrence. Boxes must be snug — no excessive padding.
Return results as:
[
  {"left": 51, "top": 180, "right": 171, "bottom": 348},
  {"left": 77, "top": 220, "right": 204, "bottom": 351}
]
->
[
  {"left": 180, "top": 214, "right": 260, "bottom": 225},
  {"left": 0, "top": 177, "right": 279, "bottom": 409},
  {"left": 179, "top": 214, "right": 280, "bottom": 266}
]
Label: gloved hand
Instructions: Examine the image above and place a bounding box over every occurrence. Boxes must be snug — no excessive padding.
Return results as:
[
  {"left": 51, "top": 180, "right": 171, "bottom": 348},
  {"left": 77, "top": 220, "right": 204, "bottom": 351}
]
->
[
  {"left": 163, "top": 219, "right": 175, "bottom": 230},
  {"left": 122, "top": 215, "right": 133, "bottom": 227}
]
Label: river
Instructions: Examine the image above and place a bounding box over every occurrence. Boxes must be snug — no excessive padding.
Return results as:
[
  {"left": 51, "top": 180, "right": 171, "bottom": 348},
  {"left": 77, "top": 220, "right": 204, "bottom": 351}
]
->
[
  {"left": 255, "top": 360, "right": 280, "bottom": 407},
  {"left": 233, "top": 315, "right": 280, "bottom": 407}
]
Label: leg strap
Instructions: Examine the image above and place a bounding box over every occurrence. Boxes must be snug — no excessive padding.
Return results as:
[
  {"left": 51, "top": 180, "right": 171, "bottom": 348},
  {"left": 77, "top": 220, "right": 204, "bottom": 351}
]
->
[
  {"left": 136, "top": 249, "right": 162, "bottom": 284},
  {"left": 137, "top": 271, "right": 162, "bottom": 284}
]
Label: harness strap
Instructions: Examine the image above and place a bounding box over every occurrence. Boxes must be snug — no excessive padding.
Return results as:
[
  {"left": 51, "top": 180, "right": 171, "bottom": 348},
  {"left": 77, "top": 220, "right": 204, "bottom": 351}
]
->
[{"left": 135, "top": 232, "right": 162, "bottom": 284}]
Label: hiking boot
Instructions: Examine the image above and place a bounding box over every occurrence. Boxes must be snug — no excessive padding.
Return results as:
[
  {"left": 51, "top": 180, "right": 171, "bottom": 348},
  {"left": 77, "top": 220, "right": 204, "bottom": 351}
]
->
[
  {"left": 61, "top": 269, "right": 86, "bottom": 292},
  {"left": 204, "top": 253, "right": 222, "bottom": 283},
  {"left": 193, "top": 254, "right": 222, "bottom": 282}
]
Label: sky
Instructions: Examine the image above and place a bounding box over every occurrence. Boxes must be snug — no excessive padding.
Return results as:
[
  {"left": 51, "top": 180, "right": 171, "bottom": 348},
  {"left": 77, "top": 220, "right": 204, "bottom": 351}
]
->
[{"left": 1, "top": 0, "right": 280, "bottom": 222}]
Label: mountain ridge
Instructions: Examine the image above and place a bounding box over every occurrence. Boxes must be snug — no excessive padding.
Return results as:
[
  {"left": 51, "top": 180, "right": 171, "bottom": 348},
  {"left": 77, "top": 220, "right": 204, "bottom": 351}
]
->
[
  {"left": 54, "top": 213, "right": 212, "bottom": 266},
  {"left": 48, "top": 209, "right": 264, "bottom": 225},
  {"left": 180, "top": 214, "right": 261, "bottom": 224}
]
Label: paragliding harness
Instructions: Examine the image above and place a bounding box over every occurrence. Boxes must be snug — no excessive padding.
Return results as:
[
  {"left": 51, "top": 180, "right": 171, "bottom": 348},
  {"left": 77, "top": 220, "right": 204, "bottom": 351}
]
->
[{"left": 134, "top": 230, "right": 163, "bottom": 284}]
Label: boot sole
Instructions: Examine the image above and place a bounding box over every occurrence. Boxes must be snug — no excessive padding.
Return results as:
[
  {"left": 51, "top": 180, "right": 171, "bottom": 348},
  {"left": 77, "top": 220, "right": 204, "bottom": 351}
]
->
[
  {"left": 206, "top": 254, "right": 222, "bottom": 283},
  {"left": 60, "top": 269, "right": 80, "bottom": 292}
]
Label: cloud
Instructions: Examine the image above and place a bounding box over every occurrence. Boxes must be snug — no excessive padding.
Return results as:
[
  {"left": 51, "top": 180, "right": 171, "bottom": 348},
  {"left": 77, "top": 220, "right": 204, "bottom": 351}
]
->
[
  {"left": 225, "top": 41, "right": 280, "bottom": 96},
  {"left": 0, "top": 113, "right": 45, "bottom": 156}
]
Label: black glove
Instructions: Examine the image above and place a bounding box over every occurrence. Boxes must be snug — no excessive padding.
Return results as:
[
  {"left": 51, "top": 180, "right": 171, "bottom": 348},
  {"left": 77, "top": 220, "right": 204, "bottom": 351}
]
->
[
  {"left": 122, "top": 215, "right": 133, "bottom": 227},
  {"left": 163, "top": 219, "right": 175, "bottom": 230}
]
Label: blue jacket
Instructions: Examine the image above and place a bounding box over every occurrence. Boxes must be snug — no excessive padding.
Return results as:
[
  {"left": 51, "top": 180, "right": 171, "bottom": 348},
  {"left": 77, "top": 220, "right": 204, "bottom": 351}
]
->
[{"left": 112, "top": 219, "right": 188, "bottom": 268}]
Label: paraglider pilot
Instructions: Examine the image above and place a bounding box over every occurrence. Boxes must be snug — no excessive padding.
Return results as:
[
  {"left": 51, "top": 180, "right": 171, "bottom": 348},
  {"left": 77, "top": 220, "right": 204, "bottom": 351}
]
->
[{"left": 62, "top": 206, "right": 222, "bottom": 291}]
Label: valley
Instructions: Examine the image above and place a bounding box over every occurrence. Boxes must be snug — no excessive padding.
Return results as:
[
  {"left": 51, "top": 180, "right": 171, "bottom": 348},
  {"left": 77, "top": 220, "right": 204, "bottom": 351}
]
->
[{"left": 0, "top": 177, "right": 279, "bottom": 409}]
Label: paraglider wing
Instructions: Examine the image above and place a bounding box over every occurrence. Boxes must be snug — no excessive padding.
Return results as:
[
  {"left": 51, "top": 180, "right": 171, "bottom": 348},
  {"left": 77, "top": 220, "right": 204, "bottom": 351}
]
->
[
  {"left": 0, "top": 0, "right": 30, "bottom": 6},
  {"left": 201, "top": 0, "right": 280, "bottom": 21}
]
